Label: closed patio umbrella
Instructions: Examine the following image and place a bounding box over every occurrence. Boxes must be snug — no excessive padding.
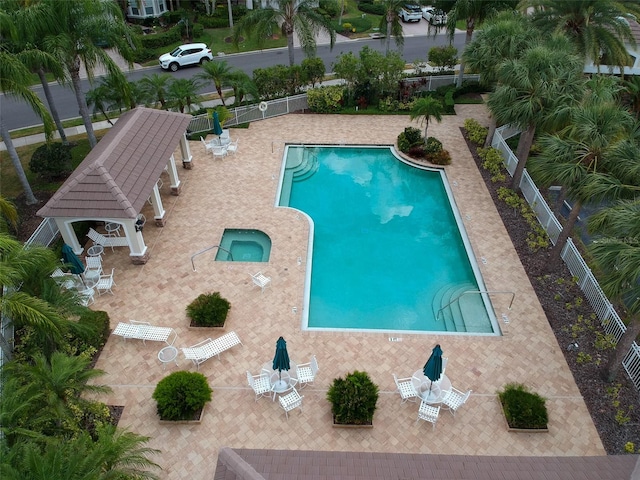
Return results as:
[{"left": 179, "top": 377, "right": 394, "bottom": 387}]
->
[
  {"left": 272, "top": 336, "right": 290, "bottom": 389},
  {"left": 212, "top": 111, "right": 223, "bottom": 137},
  {"left": 61, "top": 243, "right": 85, "bottom": 275},
  {"left": 423, "top": 344, "right": 443, "bottom": 398}
]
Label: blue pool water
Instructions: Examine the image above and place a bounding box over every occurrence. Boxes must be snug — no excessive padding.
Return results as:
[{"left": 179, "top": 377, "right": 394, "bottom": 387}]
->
[
  {"left": 215, "top": 229, "right": 271, "bottom": 262},
  {"left": 278, "top": 146, "right": 496, "bottom": 334}
]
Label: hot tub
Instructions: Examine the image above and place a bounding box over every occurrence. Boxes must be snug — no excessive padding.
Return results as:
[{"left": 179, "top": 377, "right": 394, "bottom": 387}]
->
[{"left": 215, "top": 229, "right": 271, "bottom": 262}]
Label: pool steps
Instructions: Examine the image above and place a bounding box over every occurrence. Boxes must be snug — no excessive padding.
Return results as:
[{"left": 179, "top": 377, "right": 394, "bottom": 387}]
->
[
  {"left": 281, "top": 147, "right": 320, "bottom": 206},
  {"left": 432, "top": 282, "right": 493, "bottom": 333}
]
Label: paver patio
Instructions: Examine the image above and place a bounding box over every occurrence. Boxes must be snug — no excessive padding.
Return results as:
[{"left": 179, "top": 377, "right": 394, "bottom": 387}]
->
[{"left": 89, "top": 105, "right": 604, "bottom": 480}]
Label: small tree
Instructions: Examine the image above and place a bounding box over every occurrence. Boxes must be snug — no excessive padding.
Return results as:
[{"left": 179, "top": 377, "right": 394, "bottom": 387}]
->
[
  {"left": 301, "top": 57, "right": 326, "bottom": 87},
  {"left": 327, "top": 371, "right": 379, "bottom": 425},
  {"left": 428, "top": 45, "right": 458, "bottom": 72},
  {"left": 29, "top": 143, "right": 73, "bottom": 180},
  {"left": 410, "top": 97, "right": 444, "bottom": 139}
]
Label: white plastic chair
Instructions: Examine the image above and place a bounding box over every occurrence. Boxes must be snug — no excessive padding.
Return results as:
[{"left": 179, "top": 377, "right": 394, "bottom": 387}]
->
[
  {"left": 296, "top": 355, "right": 319, "bottom": 389},
  {"left": 95, "top": 268, "right": 116, "bottom": 295},
  {"left": 417, "top": 401, "right": 440, "bottom": 430},
  {"left": 278, "top": 387, "right": 303, "bottom": 419},
  {"left": 212, "top": 145, "right": 227, "bottom": 159},
  {"left": 250, "top": 271, "right": 271, "bottom": 293},
  {"left": 393, "top": 374, "right": 418, "bottom": 403},
  {"left": 246, "top": 370, "right": 271, "bottom": 401},
  {"left": 200, "top": 136, "right": 214, "bottom": 153},
  {"left": 225, "top": 138, "right": 239, "bottom": 156},
  {"left": 77, "top": 287, "right": 95, "bottom": 306},
  {"left": 441, "top": 387, "right": 472, "bottom": 417},
  {"left": 85, "top": 256, "right": 102, "bottom": 276}
]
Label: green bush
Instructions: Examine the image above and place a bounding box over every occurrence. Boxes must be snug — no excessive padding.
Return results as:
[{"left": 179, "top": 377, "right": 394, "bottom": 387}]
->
[
  {"left": 498, "top": 383, "right": 548, "bottom": 429},
  {"left": 253, "top": 64, "right": 304, "bottom": 99},
  {"left": 132, "top": 46, "right": 156, "bottom": 64},
  {"left": 428, "top": 45, "right": 458, "bottom": 72},
  {"left": 497, "top": 187, "right": 550, "bottom": 252},
  {"left": 453, "top": 81, "right": 486, "bottom": 98},
  {"left": 186, "top": 292, "right": 231, "bottom": 327},
  {"left": 426, "top": 149, "right": 452, "bottom": 165},
  {"left": 301, "top": 57, "right": 326, "bottom": 87},
  {"left": 192, "top": 23, "right": 204, "bottom": 38},
  {"left": 327, "top": 371, "right": 379, "bottom": 425},
  {"left": 153, "top": 371, "right": 212, "bottom": 421},
  {"left": 463, "top": 118, "right": 488, "bottom": 146},
  {"left": 140, "top": 26, "right": 181, "bottom": 49},
  {"left": 444, "top": 89, "right": 455, "bottom": 114},
  {"left": 29, "top": 143, "right": 73, "bottom": 180},
  {"left": 397, "top": 126, "right": 424, "bottom": 153},
  {"left": 307, "top": 85, "right": 344, "bottom": 113},
  {"left": 478, "top": 147, "right": 506, "bottom": 182},
  {"left": 358, "top": 0, "right": 385, "bottom": 15},
  {"left": 424, "top": 137, "right": 443, "bottom": 154},
  {"left": 319, "top": 0, "right": 340, "bottom": 17},
  {"left": 67, "top": 310, "right": 111, "bottom": 357}
]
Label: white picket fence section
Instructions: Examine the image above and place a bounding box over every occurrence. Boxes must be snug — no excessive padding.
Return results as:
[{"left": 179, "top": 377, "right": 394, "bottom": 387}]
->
[{"left": 492, "top": 125, "right": 640, "bottom": 390}]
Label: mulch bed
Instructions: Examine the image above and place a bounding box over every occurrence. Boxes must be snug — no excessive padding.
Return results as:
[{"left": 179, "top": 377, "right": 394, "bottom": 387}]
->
[{"left": 460, "top": 128, "right": 640, "bottom": 455}]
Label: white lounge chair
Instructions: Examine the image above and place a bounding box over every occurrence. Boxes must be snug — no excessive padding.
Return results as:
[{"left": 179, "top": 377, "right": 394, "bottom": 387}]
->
[
  {"left": 393, "top": 374, "right": 418, "bottom": 403},
  {"left": 279, "top": 387, "right": 303, "bottom": 419},
  {"left": 112, "top": 320, "right": 177, "bottom": 345},
  {"left": 246, "top": 370, "right": 271, "bottom": 401},
  {"left": 296, "top": 355, "right": 319, "bottom": 389},
  {"left": 87, "top": 228, "right": 128, "bottom": 251},
  {"left": 441, "top": 387, "right": 472, "bottom": 417},
  {"left": 417, "top": 401, "right": 440, "bottom": 430},
  {"left": 181, "top": 332, "right": 243, "bottom": 370},
  {"left": 250, "top": 271, "right": 271, "bottom": 293}
]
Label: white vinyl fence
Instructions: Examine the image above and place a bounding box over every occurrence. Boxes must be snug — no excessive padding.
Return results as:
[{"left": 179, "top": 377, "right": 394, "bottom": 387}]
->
[{"left": 492, "top": 126, "right": 640, "bottom": 390}]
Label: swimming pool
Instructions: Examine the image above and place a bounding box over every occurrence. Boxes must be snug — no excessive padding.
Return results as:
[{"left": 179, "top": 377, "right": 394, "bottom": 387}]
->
[
  {"left": 214, "top": 229, "right": 271, "bottom": 262},
  {"left": 278, "top": 146, "right": 498, "bottom": 335}
]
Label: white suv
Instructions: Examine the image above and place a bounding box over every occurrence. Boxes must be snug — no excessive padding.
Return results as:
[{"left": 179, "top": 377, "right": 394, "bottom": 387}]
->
[
  {"left": 159, "top": 43, "right": 213, "bottom": 72},
  {"left": 399, "top": 5, "right": 422, "bottom": 23}
]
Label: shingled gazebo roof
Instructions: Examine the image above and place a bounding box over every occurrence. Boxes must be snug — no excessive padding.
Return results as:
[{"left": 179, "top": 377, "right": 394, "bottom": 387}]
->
[{"left": 37, "top": 107, "right": 192, "bottom": 220}]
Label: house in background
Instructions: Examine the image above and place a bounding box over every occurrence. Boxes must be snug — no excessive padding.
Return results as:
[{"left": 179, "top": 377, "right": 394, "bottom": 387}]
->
[
  {"left": 126, "top": 0, "right": 167, "bottom": 20},
  {"left": 583, "top": 19, "right": 640, "bottom": 76}
]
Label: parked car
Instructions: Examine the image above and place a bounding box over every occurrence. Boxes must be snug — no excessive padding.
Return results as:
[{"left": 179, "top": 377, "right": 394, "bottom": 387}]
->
[
  {"left": 159, "top": 43, "right": 213, "bottom": 72},
  {"left": 399, "top": 4, "right": 422, "bottom": 23},
  {"left": 422, "top": 6, "right": 447, "bottom": 25}
]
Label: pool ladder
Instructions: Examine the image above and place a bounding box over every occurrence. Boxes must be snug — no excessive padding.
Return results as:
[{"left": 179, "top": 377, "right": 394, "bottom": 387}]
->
[
  {"left": 436, "top": 290, "right": 516, "bottom": 323},
  {"left": 191, "top": 245, "right": 234, "bottom": 271}
]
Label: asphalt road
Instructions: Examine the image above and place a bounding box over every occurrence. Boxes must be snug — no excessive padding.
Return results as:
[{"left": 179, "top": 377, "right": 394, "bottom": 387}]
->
[{"left": 1, "top": 32, "right": 467, "bottom": 131}]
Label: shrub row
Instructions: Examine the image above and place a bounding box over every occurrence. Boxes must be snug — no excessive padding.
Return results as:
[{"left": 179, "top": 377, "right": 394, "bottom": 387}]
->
[
  {"left": 463, "top": 118, "right": 488, "bottom": 146},
  {"left": 358, "top": 0, "right": 385, "bottom": 15},
  {"left": 497, "top": 187, "right": 550, "bottom": 252},
  {"left": 307, "top": 85, "right": 344, "bottom": 113},
  {"left": 139, "top": 25, "right": 181, "bottom": 49},
  {"left": 477, "top": 147, "right": 506, "bottom": 183}
]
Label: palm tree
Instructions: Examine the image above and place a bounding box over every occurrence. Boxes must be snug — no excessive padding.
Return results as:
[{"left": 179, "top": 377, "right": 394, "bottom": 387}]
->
[
  {"left": 622, "top": 75, "right": 640, "bottom": 117},
  {"left": 378, "top": 0, "right": 405, "bottom": 55},
  {"left": 436, "top": 0, "right": 520, "bottom": 86},
  {"left": 227, "top": 70, "right": 259, "bottom": 106},
  {"left": 41, "top": 0, "right": 136, "bottom": 148},
  {"left": 0, "top": 233, "right": 67, "bottom": 360},
  {"left": 2, "top": 0, "right": 70, "bottom": 145},
  {"left": 0, "top": 195, "right": 19, "bottom": 234},
  {"left": 0, "top": 12, "right": 55, "bottom": 205},
  {"left": 462, "top": 11, "right": 538, "bottom": 146},
  {"left": 528, "top": 99, "right": 639, "bottom": 265},
  {"left": 521, "top": 0, "right": 640, "bottom": 73},
  {"left": 410, "top": 97, "right": 444, "bottom": 138},
  {"left": 167, "top": 78, "right": 204, "bottom": 113},
  {"left": 587, "top": 200, "right": 640, "bottom": 382},
  {"left": 196, "top": 60, "right": 235, "bottom": 107},
  {"left": 233, "top": 0, "right": 336, "bottom": 67},
  {"left": 138, "top": 73, "right": 172, "bottom": 109},
  {"left": 486, "top": 34, "right": 584, "bottom": 191}
]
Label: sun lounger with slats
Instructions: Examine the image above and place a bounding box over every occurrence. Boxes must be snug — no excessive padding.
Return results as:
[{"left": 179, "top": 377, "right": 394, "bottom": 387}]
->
[
  {"left": 182, "top": 332, "right": 243, "bottom": 369},
  {"left": 88, "top": 227, "right": 129, "bottom": 251},
  {"left": 112, "top": 320, "right": 177, "bottom": 345}
]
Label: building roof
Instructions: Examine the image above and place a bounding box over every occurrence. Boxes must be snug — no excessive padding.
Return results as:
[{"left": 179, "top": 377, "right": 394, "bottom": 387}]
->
[
  {"left": 37, "top": 107, "right": 192, "bottom": 220},
  {"left": 214, "top": 448, "right": 640, "bottom": 480}
]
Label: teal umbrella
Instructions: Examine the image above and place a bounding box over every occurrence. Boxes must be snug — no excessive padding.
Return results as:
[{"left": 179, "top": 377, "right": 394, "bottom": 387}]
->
[
  {"left": 61, "top": 243, "right": 85, "bottom": 275},
  {"left": 423, "top": 344, "right": 443, "bottom": 398},
  {"left": 212, "top": 111, "right": 223, "bottom": 136},
  {"left": 272, "top": 336, "right": 290, "bottom": 389}
]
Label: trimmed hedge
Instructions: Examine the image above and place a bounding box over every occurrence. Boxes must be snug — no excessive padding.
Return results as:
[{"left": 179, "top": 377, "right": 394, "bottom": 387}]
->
[
  {"left": 186, "top": 292, "right": 231, "bottom": 327},
  {"left": 140, "top": 26, "right": 181, "bottom": 49},
  {"left": 153, "top": 371, "right": 212, "bottom": 421},
  {"left": 29, "top": 143, "right": 73, "bottom": 180},
  {"left": 307, "top": 85, "right": 344, "bottom": 113}
]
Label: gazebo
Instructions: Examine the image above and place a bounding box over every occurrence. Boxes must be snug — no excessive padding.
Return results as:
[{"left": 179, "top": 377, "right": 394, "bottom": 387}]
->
[{"left": 37, "top": 107, "right": 193, "bottom": 265}]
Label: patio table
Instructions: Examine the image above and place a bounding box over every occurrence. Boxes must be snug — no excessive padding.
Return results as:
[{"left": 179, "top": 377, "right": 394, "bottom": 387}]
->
[
  {"left": 262, "top": 361, "right": 298, "bottom": 401},
  {"left": 411, "top": 370, "right": 452, "bottom": 404}
]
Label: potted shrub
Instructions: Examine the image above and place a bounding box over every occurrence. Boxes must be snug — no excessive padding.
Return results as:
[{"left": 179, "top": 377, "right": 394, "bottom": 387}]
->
[
  {"left": 153, "top": 371, "right": 212, "bottom": 423},
  {"left": 186, "top": 291, "right": 231, "bottom": 328},
  {"left": 498, "top": 383, "right": 549, "bottom": 432},
  {"left": 327, "top": 370, "right": 379, "bottom": 427}
]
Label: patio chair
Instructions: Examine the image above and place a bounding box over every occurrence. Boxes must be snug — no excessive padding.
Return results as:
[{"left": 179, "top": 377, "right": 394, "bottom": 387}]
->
[
  {"left": 250, "top": 271, "right": 271, "bottom": 293},
  {"left": 246, "top": 370, "right": 271, "bottom": 401},
  {"left": 95, "top": 268, "right": 116, "bottom": 295},
  {"left": 416, "top": 401, "right": 440, "bottom": 430},
  {"left": 77, "top": 287, "right": 95, "bottom": 306},
  {"left": 85, "top": 256, "right": 102, "bottom": 276},
  {"left": 278, "top": 387, "right": 303, "bottom": 419},
  {"left": 212, "top": 145, "right": 227, "bottom": 159},
  {"left": 225, "top": 138, "right": 239, "bottom": 156},
  {"left": 200, "top": 136, "right": 214, "bottom": 153},
  {"left": 393, "top": 374, "right": 418, "bottom": 403},
  {"left": 296, "top": 355, "right": 319, "bottom": 389},
  {"left": 441, "top": 387, "right": 472, "bottom": 418}
]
